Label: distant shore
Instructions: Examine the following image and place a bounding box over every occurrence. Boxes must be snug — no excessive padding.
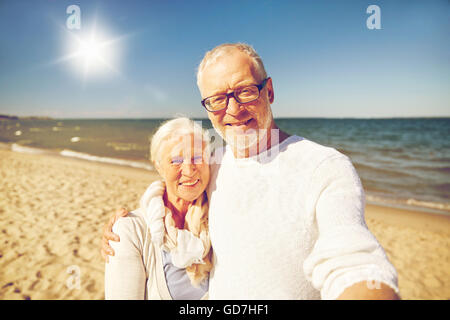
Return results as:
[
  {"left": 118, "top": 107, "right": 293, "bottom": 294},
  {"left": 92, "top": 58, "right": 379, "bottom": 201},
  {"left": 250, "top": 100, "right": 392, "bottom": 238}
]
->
[
  {"left": 0, "top": 114, "right": 54, "bottom": 120},
  {"left": 0, "top": 148, "right": 449, "bottom": 299}
]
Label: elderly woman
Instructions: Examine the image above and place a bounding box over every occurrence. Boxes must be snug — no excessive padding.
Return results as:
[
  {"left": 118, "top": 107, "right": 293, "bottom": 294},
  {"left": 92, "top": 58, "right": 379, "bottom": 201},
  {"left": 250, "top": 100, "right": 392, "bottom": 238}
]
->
[{"left": 104, "top": 117, "right": 212, "bottom": 300}]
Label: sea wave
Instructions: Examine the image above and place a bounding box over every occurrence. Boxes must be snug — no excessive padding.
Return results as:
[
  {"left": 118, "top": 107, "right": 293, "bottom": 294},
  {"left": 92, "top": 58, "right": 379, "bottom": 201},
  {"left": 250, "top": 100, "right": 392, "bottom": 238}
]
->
[
  {"left": 60, "top": 149, "right": 154, "bottom": 171},
  {"left": 106, "top": 141, "right": 146, "bottom": 152},
  {"left": 374, "top": 146, "right": 405, "bottom": 153},
  {"left": 11, "top": 143, "right": 49, "bottom": 154},
  {"left": 430, "top": 157, "right": 450, "bottom": 163},
  {"left": 366, "top": 194, "right": 450, "bottom": 214},
  {"left": 354, "top": 162, "right": 418, "bottom": 179},
  {"left": 404, "top": 165, "right": 450, "bottom": 174},
  {"left": 9, "top": 143, "right": 155, "bottom": 171}
]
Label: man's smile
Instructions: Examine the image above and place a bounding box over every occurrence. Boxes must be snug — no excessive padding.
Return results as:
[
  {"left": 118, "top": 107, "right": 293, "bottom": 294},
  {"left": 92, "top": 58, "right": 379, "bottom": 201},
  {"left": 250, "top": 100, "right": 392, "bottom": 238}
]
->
[{"left": 225, "top": 118, "right": 253, "bottom": 127}]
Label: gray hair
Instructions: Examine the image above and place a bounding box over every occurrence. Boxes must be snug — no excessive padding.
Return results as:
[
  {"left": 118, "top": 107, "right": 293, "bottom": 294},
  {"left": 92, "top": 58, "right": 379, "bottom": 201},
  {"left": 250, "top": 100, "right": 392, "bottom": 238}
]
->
[
  {"left": 196, "top": 43, "right": 267, "bottom": 87},
  {"left": 150, "top": 117, "right": 210, "bottom": 171}
]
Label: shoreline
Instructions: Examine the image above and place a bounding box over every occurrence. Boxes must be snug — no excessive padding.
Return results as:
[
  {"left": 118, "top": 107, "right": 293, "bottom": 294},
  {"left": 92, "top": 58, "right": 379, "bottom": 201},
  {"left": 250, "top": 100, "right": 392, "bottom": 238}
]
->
[
  {"left": 2, "top": 141, "right": 449, "bottom": 217},
  {"left": 0, "top": 149, "right": 448, "bottom": 299}
]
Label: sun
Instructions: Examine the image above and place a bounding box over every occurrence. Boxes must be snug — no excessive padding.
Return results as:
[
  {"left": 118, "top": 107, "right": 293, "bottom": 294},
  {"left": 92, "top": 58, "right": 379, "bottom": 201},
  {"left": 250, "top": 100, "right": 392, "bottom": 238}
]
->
[
  {"left": 54, "top": 23, "right": 125, "bottom": 81},
  {"left": 74, "top": 33, "right": 111, "bottom": 75},
  {"left": 79, "top": 37, "right": 102, "bottom": 63}
]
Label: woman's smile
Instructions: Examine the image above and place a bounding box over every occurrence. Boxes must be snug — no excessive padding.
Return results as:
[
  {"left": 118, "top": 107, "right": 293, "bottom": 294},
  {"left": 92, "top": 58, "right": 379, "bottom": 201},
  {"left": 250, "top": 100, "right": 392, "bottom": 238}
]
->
[{"left": 179, "top": 179, "right": 200, "bottom": 187}]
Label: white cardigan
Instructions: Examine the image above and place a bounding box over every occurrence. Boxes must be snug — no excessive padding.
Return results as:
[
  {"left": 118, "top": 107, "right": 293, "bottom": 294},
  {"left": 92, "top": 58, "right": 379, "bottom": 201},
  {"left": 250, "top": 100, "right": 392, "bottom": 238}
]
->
[{"left": 104, "top": 208, "right": 208, "bottom": 300}]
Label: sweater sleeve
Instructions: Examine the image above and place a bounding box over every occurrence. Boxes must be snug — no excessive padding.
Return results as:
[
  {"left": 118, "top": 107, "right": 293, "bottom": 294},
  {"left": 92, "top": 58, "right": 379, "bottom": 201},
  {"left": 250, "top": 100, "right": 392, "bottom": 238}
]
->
[
  {"left": 104, "top": 215, "right": 147, "bottom": 300},
  {"left": 303, "top": 154, "right": 399, "bottom": 300}
]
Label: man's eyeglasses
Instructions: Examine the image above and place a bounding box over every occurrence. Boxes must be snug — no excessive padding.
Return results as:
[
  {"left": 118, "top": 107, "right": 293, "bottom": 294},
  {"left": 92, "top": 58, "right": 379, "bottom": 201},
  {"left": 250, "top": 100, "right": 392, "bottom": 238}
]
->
[{"left": 201, "top": 78, "right": 269, "bottom": 112}]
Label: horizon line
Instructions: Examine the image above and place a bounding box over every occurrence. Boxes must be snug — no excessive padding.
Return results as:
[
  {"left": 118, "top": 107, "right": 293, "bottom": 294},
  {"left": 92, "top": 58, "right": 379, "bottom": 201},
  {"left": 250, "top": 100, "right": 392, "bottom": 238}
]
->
[
  {"left": 2, "top": 114, "right": 450, "bottom": 120},
  {"left": 17, "top": 116, "right": 450, "bottom": 120}
]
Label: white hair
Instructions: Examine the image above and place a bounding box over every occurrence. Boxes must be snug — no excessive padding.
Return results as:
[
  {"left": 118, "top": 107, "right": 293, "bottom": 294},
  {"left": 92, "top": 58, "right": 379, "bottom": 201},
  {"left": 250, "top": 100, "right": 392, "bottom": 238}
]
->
[
  {"left": 150, "top": 117, "right": 210, "bottom": 171},
  {"left": 196, "top": 43, "right": 267, "bottom": 87}
]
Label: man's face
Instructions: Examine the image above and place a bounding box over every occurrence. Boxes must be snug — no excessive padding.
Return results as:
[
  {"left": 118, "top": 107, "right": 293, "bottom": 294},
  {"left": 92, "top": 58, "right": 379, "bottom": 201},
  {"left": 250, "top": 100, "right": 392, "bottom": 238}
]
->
[{"left": 198, "top": 50, "right": 275, "bottom": 152}]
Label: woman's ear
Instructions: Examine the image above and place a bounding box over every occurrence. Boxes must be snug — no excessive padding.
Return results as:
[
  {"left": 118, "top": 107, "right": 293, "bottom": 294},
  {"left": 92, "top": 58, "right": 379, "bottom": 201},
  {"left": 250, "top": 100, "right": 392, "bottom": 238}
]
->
[{"left": 154, "top": 161, "right": 163, "bottom": 179}]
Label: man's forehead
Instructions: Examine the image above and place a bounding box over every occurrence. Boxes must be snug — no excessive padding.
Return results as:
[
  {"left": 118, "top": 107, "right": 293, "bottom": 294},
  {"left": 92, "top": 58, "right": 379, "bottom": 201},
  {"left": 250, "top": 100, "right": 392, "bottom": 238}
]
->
[{"left": 199, "top": 51, "right": 259, "bottom": 95}]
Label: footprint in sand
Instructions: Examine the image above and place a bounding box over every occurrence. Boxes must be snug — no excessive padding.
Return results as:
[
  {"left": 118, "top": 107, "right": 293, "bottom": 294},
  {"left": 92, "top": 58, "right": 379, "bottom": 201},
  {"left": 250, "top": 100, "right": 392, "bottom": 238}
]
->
[
  {"left": 86, "top": 280, "right": 96, "bottom": 293},
  {"left": 43, "top": 244, "right": 55, "bottom": 256},
  {"left": 28, "top": 280, "right": 39, "bottom": 291},
  {"left": 2, "top": 282, "right": 14, "bottom": 289}
]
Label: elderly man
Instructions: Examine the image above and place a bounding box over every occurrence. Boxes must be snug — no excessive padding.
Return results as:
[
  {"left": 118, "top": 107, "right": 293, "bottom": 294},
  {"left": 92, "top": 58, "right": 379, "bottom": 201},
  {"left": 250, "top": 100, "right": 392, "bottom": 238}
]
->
[{"left": 102, "top": 43, "right": 400, "bottom": 300}]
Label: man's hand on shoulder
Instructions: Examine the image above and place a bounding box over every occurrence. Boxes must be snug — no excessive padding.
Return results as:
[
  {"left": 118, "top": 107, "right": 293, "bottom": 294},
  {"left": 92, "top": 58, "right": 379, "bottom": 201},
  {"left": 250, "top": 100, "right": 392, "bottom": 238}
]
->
[{"left": 101, "top": 207, "right": 130, "bottom": 263}]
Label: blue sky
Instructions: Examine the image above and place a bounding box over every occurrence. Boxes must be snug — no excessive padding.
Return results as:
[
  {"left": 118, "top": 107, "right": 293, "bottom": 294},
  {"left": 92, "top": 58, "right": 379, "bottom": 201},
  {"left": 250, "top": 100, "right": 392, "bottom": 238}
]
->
[{"left": 0, "top": 0, "right": 448, "bottom": 118}]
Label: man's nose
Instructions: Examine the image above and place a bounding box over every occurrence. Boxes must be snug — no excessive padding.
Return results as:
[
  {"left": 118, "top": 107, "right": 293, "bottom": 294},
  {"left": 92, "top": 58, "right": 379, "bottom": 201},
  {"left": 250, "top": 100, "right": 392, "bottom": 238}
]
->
[{"left": 226, "top": 96, "right": 244, "bottom": 116}]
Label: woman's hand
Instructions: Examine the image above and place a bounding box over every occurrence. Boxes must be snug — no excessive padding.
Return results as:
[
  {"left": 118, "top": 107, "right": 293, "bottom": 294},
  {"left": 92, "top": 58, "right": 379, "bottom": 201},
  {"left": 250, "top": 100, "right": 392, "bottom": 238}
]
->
[{"left": 101, "top": 207, "right": 130, "bottom": 263}]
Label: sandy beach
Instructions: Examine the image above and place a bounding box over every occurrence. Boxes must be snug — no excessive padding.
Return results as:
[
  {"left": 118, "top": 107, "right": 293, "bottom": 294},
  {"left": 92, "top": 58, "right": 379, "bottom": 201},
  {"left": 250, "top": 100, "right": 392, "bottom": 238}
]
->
[{"left": 0, "top": 149, "right": 449, "bottom": 300}]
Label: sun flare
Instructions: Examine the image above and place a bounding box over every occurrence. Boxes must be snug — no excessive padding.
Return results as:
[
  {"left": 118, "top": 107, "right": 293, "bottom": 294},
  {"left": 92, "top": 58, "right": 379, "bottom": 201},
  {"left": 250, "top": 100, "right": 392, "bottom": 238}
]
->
[
  {"left": 79, "top": 37, "right": 102, "bottom": 62},
  {"left": 75, "top": 33, "right": 110, "bottom": 74},
  {"left": 55, "top": 23, "right": 125, "bottom": 81}
]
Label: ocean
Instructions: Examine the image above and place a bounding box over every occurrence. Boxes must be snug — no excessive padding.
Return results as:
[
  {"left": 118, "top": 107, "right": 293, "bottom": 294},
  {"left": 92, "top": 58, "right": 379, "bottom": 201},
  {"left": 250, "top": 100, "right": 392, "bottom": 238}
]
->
[{"left": 1, "top": 117, "right": 449, "bottom": 215}]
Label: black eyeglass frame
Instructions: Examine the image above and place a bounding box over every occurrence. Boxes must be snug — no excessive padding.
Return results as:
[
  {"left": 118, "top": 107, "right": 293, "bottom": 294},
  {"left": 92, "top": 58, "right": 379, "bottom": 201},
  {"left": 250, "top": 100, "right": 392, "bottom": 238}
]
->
[{"left": 201, "top": 77, "right": 270, "bottom": 112}]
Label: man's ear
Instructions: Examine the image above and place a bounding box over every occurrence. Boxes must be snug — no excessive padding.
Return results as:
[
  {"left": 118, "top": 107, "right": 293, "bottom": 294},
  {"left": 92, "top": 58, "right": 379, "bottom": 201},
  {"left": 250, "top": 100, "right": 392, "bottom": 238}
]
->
[{"left": 266, "top": 77, "right": 274, "bottom": 104}]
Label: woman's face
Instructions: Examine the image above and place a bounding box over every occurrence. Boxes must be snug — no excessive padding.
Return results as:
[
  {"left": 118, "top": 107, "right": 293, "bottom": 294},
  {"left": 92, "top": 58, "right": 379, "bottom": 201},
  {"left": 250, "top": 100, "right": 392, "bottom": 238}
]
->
[{"left": 158, "top": 134, "right": 210, "bottom": 202}]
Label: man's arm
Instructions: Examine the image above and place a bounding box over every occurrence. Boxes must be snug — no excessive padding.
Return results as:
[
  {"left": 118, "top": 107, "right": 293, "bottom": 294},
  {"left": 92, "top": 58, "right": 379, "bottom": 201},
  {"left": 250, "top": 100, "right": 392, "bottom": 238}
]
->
[
  {"left": 303, "top": 153, "right": 400, "bottom": 300},
  {"left": 337, "top": 281, "right": 400, "bottom": 300},
  {"left": 101, "top": 208, "right": 129, "bottom": 262}
]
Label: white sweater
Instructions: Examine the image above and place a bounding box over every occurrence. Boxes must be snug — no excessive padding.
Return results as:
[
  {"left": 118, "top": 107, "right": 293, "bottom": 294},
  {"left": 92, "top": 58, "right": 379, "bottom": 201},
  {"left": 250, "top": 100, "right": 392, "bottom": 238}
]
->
[{"left": 207, "top": 135, "right": 399, "bottom": 299}]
